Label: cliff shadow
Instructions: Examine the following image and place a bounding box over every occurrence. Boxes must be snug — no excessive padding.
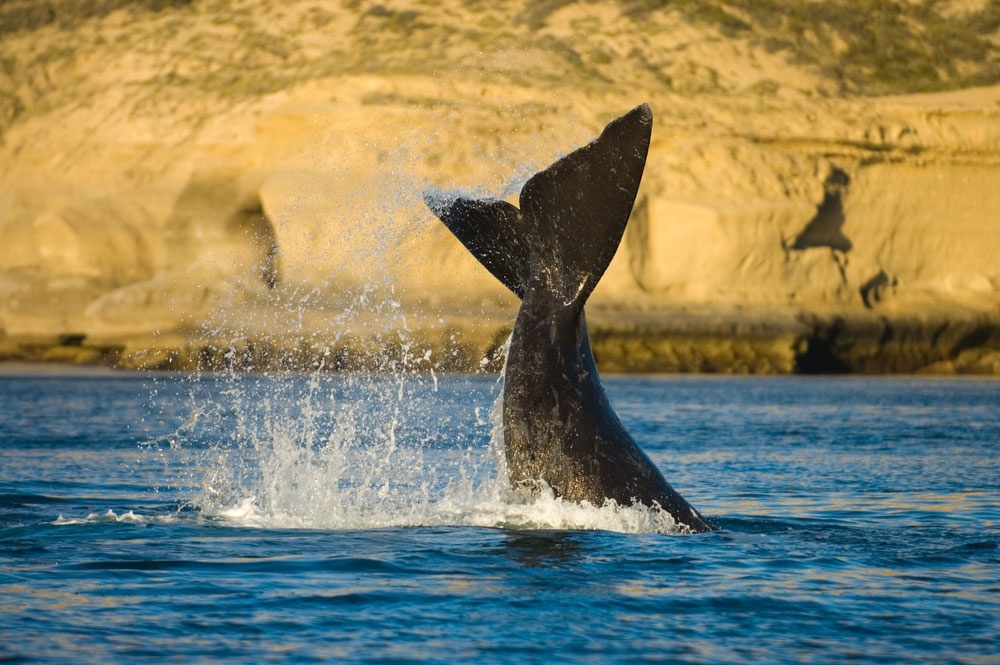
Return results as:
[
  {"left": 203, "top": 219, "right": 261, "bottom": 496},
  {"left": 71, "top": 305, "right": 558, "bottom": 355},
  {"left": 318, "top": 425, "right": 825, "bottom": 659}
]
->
[
  {"left": 791, "top": 167, "right": 852, "bottom": 253},
  {"left": 228, "top": 199, "right": 281, "bottom": 290},
  {"left": 165, "top": 174, "right": 281, "bottom": 291}
]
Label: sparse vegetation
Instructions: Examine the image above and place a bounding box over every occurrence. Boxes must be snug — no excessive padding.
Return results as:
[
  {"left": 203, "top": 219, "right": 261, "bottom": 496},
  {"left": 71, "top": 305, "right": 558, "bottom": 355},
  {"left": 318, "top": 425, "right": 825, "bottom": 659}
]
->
[
  {"left": 0, "top": 0, "right": 193, "bottom": 37},
  {"left": 634, "top": 0, "right": 1000, "bottom": 94},
  {"left": 1, "top": 2, "right": 998, "bottom": 375},
  {"left": 1, "top": 0, "right": 999, "bottom": 141}
]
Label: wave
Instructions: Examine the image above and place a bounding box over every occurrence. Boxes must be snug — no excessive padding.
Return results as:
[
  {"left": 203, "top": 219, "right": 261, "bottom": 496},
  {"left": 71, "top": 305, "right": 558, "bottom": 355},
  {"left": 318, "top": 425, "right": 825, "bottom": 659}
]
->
[
  {"left": 53, "top": 509, "right": 178, "bottom": 526},
  {"left": 201, "top": 484, "right": 688, "bottom": 534}
]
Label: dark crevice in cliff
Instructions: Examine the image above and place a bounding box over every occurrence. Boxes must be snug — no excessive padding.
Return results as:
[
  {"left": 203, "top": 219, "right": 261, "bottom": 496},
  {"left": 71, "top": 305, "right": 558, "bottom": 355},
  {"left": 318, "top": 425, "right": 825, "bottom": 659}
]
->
[
  {"left": 794, "top": 315, "right": 1000, "bottom": 374},
  {"left": 877, "top": 316, "right": 894, "bottom": 347},
  {"left": 57, "top": 333, "right": 85, "bottom": 347},
  {"left": 791, "top": 167, "right": 852, "bottom": 253},
  {"left": 953, "top": 323, "right": 999, "bottom": 353},
  {"left": 167, "top": 175, "right": 281, "bottom": 290},
  {"left": 860, "top": 269, "right": 896, "bottom": 308},
  {"left": 230, "top": 199, "right": 281, "bottom": 290},
  {"left": 794, "top": 316, "right": 851, "bottom": 374}
]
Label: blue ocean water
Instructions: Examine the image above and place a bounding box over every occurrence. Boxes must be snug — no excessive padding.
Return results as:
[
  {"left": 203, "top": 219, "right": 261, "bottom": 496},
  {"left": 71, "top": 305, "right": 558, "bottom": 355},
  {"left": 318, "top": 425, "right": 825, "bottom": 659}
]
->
[{"left": 1, "top": 367, "right": 998, "bottom": 664}]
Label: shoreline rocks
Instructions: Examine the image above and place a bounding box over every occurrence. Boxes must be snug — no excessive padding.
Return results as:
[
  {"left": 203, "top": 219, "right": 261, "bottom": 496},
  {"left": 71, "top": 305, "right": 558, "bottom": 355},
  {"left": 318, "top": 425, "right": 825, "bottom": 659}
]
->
[{"left": 3, "top": 303, "right": 997, "bottom": 376}]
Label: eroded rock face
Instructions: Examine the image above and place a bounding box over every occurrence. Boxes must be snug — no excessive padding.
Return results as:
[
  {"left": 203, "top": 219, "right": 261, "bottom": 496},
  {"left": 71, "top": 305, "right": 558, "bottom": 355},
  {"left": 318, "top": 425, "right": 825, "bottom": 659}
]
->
[{"left": 1, "top": 1, "right": 998, "bottom": 373}]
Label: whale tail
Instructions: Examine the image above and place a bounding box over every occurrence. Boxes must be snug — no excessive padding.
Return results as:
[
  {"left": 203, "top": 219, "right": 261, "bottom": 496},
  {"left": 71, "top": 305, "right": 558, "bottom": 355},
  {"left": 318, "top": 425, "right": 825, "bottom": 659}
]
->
[
  {"left": 424, "top": 105, "right": 711, "bottom": 532},
  {"left": 424, "top": 104, "right": 652, "bottom": 307}
]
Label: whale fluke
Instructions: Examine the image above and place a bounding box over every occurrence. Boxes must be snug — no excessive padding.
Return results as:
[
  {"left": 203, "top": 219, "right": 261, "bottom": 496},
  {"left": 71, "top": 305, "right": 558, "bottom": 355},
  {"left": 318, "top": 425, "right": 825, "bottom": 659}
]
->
[
  {"left": 423, "top": 195, "right": 529, "bottom": 298},
  {"left": 425, "top": 104, "right": 711, "bottom": 533}
]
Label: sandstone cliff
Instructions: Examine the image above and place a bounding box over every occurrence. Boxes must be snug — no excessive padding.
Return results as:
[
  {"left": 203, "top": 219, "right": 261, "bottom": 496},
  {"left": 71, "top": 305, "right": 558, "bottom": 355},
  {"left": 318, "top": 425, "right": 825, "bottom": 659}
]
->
[{"left": 1, "top": 0, "right": 998, "bottom": 373}]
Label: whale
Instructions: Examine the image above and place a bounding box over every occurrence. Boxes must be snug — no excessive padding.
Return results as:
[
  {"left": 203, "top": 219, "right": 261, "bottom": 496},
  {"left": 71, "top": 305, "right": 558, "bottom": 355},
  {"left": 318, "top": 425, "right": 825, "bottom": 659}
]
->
[{"left": 425, "top": 104, "right": 711, "bottom": 533}]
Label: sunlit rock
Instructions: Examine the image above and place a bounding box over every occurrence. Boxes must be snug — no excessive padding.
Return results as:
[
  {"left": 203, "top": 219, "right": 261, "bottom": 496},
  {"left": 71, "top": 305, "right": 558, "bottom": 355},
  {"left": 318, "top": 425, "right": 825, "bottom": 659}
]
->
[{"left": 0, "top": 0, "right": 998, "bottom": 373}]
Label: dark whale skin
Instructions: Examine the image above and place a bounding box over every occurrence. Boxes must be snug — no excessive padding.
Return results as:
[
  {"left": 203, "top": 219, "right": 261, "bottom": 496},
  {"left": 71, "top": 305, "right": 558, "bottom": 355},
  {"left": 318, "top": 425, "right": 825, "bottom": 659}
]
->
[{"left": 425, "top": 105, "right": 711, "bottom": 533}]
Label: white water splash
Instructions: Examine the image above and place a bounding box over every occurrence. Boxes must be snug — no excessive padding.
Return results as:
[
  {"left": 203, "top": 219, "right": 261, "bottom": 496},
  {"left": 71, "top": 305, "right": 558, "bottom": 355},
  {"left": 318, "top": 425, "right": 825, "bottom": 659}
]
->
[
  {"left": 168, "top": 361, "right": 685, "bottom": 535},
  {"left": 148, "top": 141, "right": 688, "bottom": 535},
  {"left": 53, "top": 510, "right": 176, "bottom": 526}
]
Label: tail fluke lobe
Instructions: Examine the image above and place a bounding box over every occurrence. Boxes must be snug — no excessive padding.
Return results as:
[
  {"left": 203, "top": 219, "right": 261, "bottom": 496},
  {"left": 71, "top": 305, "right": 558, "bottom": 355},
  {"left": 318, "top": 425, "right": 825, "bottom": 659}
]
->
[
  {"left": 424, "top": 104, "right": 652, "bottom": 307},
  {"left": 423, "top": 192, "right": 529, "bottom": 298},
  {"left": 519, "top": 103, "right": 652, "bottom": 306}
]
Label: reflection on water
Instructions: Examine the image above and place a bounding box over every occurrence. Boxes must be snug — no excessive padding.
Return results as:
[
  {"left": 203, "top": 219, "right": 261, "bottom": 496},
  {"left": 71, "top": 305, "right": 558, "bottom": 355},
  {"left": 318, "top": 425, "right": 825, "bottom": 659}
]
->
[{"left": 501, "top": 531, "right": 585, "bottom": 567}]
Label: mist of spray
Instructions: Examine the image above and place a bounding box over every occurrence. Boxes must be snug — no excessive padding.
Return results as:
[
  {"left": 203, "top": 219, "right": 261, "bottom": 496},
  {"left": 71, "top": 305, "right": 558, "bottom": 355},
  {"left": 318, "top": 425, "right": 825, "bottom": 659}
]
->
[{"left": 150, "top": 116, "right": 684, "bottom": 534}]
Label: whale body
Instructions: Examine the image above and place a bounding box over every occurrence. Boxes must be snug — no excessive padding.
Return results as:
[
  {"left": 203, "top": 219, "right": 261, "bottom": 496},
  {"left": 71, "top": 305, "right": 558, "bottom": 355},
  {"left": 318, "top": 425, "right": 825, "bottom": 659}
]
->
[{"left": 425, "top": 104, "right": 711, "bottom": 533}]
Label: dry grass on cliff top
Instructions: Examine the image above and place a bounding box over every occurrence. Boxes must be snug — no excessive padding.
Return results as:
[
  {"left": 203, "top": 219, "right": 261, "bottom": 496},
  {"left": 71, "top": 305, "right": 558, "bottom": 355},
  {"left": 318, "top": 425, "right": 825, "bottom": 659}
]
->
[{"left": 2, "top": 0, "right": 1000, "bottom": 137}]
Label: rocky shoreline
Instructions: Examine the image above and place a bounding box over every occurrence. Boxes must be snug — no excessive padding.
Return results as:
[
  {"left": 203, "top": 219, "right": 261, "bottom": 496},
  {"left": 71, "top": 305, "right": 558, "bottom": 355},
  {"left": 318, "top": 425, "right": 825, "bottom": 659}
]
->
[{"left": 3, "top": 304, "right": 998, "bottom": 376}]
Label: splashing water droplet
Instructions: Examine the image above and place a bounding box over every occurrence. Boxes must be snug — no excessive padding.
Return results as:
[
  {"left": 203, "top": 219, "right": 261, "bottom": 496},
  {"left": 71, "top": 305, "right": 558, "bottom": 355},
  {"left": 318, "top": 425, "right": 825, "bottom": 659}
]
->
[{"left": 146, "top": 142, "right": 687, "bottom": 535}]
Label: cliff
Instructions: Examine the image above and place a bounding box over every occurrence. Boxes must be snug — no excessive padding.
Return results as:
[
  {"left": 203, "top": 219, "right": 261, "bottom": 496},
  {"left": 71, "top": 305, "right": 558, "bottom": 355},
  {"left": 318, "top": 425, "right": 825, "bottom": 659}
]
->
[{"left": 1, "top": 0, "right": 999, "bottom": 373}]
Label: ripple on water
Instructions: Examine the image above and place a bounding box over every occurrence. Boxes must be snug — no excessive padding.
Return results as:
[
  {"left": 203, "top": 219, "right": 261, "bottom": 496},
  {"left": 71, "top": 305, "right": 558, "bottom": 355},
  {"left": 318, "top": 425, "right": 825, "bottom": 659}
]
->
[{"left": 1, "top": 374, "right": 999, "bottom": 664}]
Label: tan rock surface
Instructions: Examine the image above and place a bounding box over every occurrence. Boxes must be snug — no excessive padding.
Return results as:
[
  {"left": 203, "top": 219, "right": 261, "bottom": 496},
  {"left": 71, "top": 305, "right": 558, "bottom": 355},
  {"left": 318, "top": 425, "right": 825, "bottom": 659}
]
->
[{"left": 1, "top": 0, "right": 998, "bottom": 373}]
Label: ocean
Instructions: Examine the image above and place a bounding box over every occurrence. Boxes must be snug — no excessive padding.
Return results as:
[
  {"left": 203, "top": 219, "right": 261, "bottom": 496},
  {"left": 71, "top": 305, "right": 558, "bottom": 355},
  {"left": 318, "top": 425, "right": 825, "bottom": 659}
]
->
[{"left": 1, "top": 367, "right": 997, "bottom": 663}]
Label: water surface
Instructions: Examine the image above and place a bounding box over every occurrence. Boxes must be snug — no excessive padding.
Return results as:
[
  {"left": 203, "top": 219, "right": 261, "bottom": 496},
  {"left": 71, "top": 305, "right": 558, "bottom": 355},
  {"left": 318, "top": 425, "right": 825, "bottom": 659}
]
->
[{"left": 1, "top": 369, "right": 997, "bottom": 663}]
